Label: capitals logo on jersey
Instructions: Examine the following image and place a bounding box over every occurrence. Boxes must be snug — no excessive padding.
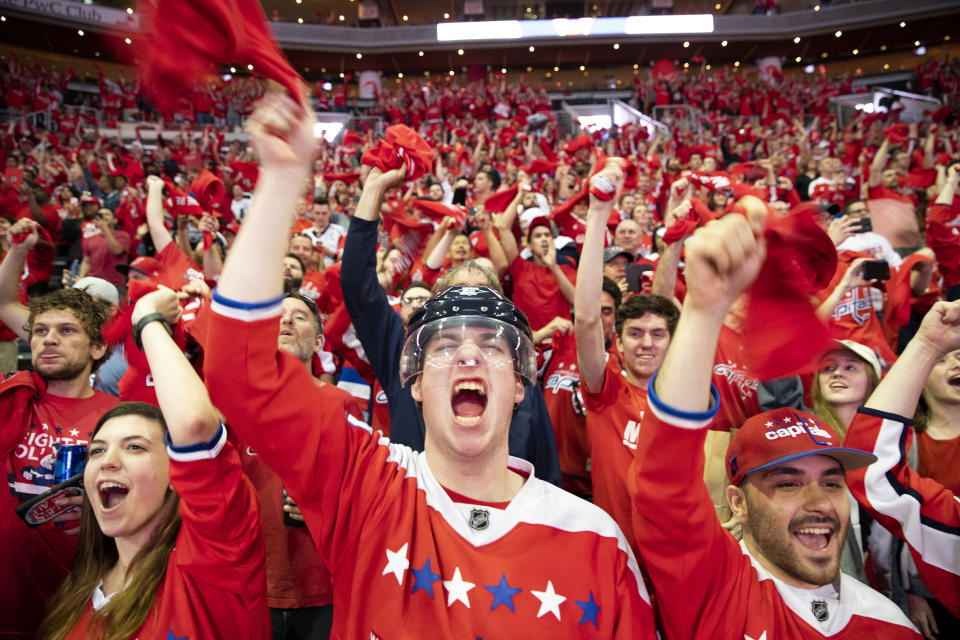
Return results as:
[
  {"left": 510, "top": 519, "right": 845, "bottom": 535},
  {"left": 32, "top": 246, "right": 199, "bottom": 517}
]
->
[
  {"left": 544, "top": 371, "right": 579, "bottom": 395},
  {"left": 713, "top": 362, "right": 759, "bottom": 401},
  {"left": 832, "top": 287, "right": 872, "bottom": 326}
]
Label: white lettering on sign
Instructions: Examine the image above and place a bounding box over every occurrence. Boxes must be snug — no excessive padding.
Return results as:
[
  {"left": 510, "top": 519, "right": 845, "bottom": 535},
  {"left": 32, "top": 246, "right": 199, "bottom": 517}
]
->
[{"left": 0, "top": 0, "right": 138, "bottom": 28}]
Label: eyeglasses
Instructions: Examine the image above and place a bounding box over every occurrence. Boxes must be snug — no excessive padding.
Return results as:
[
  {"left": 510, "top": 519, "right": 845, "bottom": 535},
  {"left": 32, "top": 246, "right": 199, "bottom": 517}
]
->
[{"left": 401, "top": 296, "right": 431, "bottom": 307}]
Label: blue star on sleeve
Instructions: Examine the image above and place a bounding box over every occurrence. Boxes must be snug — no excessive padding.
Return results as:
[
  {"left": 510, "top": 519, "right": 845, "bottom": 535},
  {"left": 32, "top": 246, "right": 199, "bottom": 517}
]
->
[
  {"left": 484, "top": 574, "right": 522, "bottom": 613},
  {"left": 411, "top": 558, "right": 441, "bottom": 598},
  {"left": 167, "top": 630, "right": 189, "bottom": 640},
  {"left": 575, "top": 591, "right": 600, "bottom": 629}
]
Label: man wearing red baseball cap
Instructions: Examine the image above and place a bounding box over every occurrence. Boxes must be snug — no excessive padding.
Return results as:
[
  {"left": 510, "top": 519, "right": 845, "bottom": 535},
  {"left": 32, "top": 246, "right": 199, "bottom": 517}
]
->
[
  {"left": 115, "top": 255, "right": 164, "bottom": 285},
  {"left": 631, "top": 208, "right": 920, "bottom": 638}
]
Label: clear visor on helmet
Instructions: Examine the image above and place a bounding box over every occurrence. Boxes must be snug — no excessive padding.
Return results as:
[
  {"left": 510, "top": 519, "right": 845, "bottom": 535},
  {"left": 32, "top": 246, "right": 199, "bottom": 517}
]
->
[{"left": 399, "top": 316, "right": 536, "bottom": 386}]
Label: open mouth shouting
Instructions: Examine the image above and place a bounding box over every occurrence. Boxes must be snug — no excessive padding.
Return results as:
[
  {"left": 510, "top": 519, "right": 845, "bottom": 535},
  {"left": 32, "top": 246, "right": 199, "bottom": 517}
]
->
[
  {"left": 791, "top": 519, "right": 838, "bottom": 552},
  {"left": 451, "top": 380, "right": 487, "bottom": 426},
  {"left": 97, "top": 480, "right": 130, "bottom": 512},
  {"left": 949, "top": 373, "right": 960, "bottom": 389}
]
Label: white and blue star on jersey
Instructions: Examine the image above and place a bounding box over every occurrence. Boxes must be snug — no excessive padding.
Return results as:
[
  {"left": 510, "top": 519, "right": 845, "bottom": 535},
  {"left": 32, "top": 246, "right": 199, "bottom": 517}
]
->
[{"left": 383, "top": 543, "right": 600, "bottom": 627}]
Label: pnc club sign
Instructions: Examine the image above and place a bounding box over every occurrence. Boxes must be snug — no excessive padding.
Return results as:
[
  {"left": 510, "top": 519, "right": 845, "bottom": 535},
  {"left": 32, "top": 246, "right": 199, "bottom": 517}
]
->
[{"left": 0, "top": 0, "right": 138, "bottom": 28}]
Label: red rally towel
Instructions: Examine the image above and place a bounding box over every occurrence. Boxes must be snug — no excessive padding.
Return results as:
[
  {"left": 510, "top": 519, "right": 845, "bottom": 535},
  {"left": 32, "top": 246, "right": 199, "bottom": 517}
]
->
[
  {"left": 564, "top": 134, "right": 592, "bottom": 154},
  {"left": 483, "top": 185, "right": 520, "bottom": 213},
  {"left": 323, "top": 172, "right": 361, "bottom": 184},
  {"left": 9, "top": 224, "right": 52, "bottom": 247},
  {"left": 0, "top": 371, "right": 46, "bottom": 458},
  {"left": 230, "top": 161, "right": 260, "bottom": 191},
  {"left": 163, "top": 178, "right": 205, "bottom": 219},
  {"left": 190, "top": 170, "right": 227, "bottom": 251},
  {"left": 134, "top": 0, "right": 303, "bottom": 113},
  {"left": 743, "top": 204, "right": 837, "bottom": 379},
  {"left": 342, "top": 130, "right": 366, "bottom": 147},
  {"left": 102, "top": 280, "right": 189, "bottom": 405},
  {"left": 524, "top": 159, "right": 559, "bottom": 175},
  {"left": 361, "top": 125, "right": 434, "bottom": 182},
  {"left": 662, "top": 198, "right": 716, "bottom": 245},
  {"left": 382, "top": 208, "right": 434, "bottom": 284},
  {"left": 885, "top": 124, "right": 910, "bottom": 145},
  {"left": 539, "top": 138, "right": 558, "bottom": 162},
  {"left": 881, "top": 252, "right": 934, "bottom": 348},
  {"left": 411, "top": 200, "right": 468, "bottom": 226},
  {"left": 549, "top": 188, "right": 589, "bottom": 237}
]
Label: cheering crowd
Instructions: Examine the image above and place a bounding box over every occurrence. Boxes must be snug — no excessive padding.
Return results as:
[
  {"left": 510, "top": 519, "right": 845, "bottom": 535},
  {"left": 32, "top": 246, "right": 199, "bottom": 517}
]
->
[{"left": 2, "top": 44, "right": 960, "bottom": 639}]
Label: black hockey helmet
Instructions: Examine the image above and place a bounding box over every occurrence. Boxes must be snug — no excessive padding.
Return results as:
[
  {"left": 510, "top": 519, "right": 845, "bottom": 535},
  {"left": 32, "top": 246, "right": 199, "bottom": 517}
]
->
[{"left": 399, "top": 286, "right": 536, "bottom": 385}]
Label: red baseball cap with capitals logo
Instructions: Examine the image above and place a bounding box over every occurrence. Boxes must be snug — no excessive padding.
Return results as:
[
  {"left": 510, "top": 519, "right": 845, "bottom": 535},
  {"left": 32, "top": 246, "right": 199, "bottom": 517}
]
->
[{"left": 726, "top": 407, "right": 876, "bottom": 486}]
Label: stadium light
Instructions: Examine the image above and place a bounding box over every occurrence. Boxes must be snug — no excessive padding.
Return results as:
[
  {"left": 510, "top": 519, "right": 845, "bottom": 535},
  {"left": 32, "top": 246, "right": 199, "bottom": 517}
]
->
[{"left": 436, "top": 15, "right": 713, "bottom": 42}]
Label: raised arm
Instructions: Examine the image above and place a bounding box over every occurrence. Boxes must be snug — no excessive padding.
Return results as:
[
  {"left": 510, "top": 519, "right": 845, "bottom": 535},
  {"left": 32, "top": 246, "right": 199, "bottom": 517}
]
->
[
  {"left": 630, "top": 207, "right": 766, "bottom": 638},
  {"left": 575, "top": 161, "right": 624, "bottom": 393},
  {"left": 934, "top": 163, "right": 959, "bottom": 207},
  {"left": 868, "top": 138, "right": 890, "bottom": 188},
  {"left": 655, "top": 206, "right": 766, "bottom": 412},
  {"left": 844, "top": 301, "right": 960, "bottom": 617},
  {"left": 923, "top": 127, "right": 936, "bottom": 170},
  {"left": 651, "top": 179, "right": 692, "bottom": 306},
  {"left": 496, "top": 211, "right": 520, "bottom": 264},
  {"left": 0, "top": 219, "right": 36, "bottom": 341},
  {"left": 217, "top": 93, "right": 315, "bottom": 303},
  {"left": 145, "top": 175, "right": 172, "bottom": 253},
  {"left": 424, "top": 219, "right": 458, "bottom": 270},
  {"left": 132, "top": 287, "right": 218, "bottom": 444},
  {"left": 478, "top": 212, "right": 508, "bottom": 278}
]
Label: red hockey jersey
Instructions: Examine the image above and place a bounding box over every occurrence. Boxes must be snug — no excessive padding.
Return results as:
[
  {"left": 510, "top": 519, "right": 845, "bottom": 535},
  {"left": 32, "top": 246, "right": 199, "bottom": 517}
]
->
[
  {"left": 205, "top": 293, "right": 656, "bottom": 639},
  {"left": 632, "top": 382, "right": 920, "bottom": 639},
  {"left": 64, "top": 427, "right": 270, "bottom": 639},
  {"left": 844, "top": 408, "right": 960, "bottom": 617}
]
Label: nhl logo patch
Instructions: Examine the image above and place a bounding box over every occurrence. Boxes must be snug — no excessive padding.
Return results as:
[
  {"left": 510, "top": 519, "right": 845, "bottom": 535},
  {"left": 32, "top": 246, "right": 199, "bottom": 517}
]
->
[
  {"left": 811, "top": 599, "right": 829, "bottom": 622},
  {"left": 468, "top": 508, "right": 490, "bottom": 531}
]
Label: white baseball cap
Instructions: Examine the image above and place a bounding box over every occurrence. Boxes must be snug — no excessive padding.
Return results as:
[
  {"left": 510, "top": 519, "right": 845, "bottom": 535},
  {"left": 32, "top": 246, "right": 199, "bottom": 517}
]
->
[
  {"left": 826, "top": 339, "right": 883, "bottom": 379},
  {"left": 73, "top": 277, "right": 119, "bottom": 306}
]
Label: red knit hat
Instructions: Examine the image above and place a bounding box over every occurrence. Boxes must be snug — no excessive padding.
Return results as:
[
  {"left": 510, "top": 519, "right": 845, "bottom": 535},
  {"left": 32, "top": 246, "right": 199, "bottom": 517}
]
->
[{"left": 726, "top": 407, "right": 876, "bottom": 486}]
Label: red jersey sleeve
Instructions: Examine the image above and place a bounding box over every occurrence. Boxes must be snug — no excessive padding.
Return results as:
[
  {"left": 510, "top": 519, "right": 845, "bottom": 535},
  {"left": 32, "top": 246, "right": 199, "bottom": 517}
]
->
[
  {"left": 166, "top": 427, "right": 263, "bottom": 586},
  {"left": 632, "top": 379, "right": 754, "bottom": 637},
  {"left": 844, "top": 408, "right": 960, "bottom": 617},
  {"left": 203, "top": 292, "right": 405, "bottom": 567}
]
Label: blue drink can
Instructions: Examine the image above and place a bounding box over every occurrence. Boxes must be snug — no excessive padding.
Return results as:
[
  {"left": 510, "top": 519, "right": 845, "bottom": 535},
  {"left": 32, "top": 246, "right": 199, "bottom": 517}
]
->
[{"left": 54, "top": 444, "right": 87, "bottom": 484}]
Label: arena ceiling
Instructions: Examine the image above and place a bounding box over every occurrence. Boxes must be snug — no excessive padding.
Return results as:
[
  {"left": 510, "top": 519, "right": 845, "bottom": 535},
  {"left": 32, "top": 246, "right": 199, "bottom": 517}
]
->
[{"left": 0, "top": 1, "right": 955, "bottom": 80}]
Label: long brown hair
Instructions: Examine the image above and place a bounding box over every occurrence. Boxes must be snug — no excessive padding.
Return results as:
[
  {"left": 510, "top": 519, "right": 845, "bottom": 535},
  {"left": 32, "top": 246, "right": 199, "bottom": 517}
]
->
[
  {"left": 39, "top": 403, "right": 182, "bottom": 640},
  {"left": 914, "top": 391, "right": 932, "bottom": 433},
  {"left": 812, "top": 360, "right": 880, "bottom": 439}
]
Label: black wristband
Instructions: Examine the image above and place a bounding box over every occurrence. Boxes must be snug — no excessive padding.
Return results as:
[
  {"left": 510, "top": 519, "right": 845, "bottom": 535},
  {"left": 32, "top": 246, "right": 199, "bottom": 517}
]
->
[{"left": 132, "top": 312, "right": 168, "bottom": 351}]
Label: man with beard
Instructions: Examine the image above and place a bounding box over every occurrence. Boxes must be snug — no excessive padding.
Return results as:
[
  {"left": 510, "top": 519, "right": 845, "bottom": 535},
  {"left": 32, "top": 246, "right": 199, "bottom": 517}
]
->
[
  {"left": 0, "top": 279, "right": 118, "bottom": 637},
  {"left": 632, "top": 209, "right": 920, "bottom": 638}
]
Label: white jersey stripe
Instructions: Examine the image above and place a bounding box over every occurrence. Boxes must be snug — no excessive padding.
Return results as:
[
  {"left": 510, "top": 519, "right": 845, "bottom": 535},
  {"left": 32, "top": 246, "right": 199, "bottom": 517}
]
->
[{"left": 863, "top": 414, "right": 960, "bottom": 577}]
